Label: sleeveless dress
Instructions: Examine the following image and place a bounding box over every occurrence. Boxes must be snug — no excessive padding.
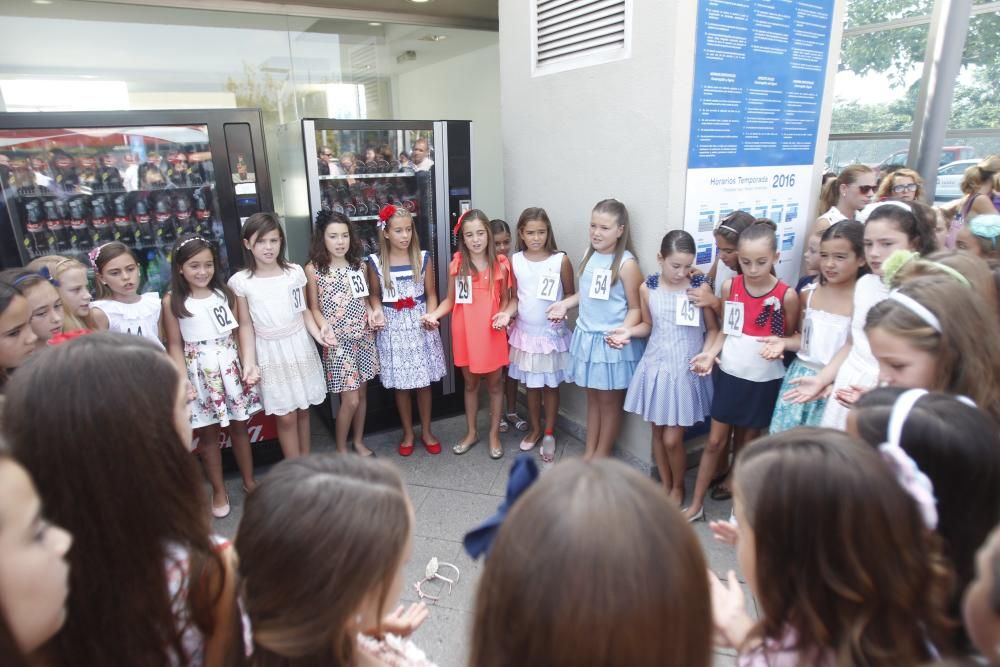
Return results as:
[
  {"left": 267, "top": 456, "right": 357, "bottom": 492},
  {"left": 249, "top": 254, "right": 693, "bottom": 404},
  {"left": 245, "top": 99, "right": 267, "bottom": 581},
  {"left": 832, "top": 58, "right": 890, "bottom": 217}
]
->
[
  {"left": 449, "top": 252, "right": 511, "bottom": 374},
  {"left": 769, "top": 283, "right": 852, "bottom": 433},
  {"left": 178, "top": 291, "right": 262, "bottom": 429},
  {"left": 820, "top": 273, "right": 889, "bottom": 429},
  {"left": 624, "top": 275, "right": 713, "bottom": 426},
  {"left": 92, "top": 291, "right": 164, "bottom": 349},
  {"left": 568, "top": 250, "right": 644, "bottom": 390},
  {"left": 712, "top": 275, "right": 790, "bottom": 428},
  {"left": 314, "top": 264, "right": 379, "bottom": 393},
  {"left": 368, "top": 251, "right": 447, "bottom": 389},
  {"left": 508, "top": 251, "right": 572, "bottom": 387},
  {"left": 228, "top": 266, "right": 326, "bottom": 415}
]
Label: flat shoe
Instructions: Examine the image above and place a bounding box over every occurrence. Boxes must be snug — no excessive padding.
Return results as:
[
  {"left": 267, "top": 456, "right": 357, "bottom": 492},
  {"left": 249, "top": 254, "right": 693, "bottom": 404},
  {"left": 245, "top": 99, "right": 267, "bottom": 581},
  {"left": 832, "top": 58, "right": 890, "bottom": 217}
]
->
[
  {"left": 452, "top": 439, "right": 479, "bottom": 455},
  {"left": 211, "top": 497, "right": 231, "bottom": 519},
  {"left": 498, "top": 419, "right": 509, "bottom": 433},
  {"left": 505, "top": 412, "right": 529, "bottom": 432},
  {"left": 352, "top": 444, "right": 376, "bottom": 458},
  {"left": 541, "top": 434, "right": 556, "bottom": 464},
  {"left": 398, "top": 442, "right": 415, "bottom": 457},
  {"left": 423, "top": 438, "right": 442, "bottom": 455},
  {"left": 489, "top": 444, "right": 504, "bottom": 459},
  {"left": 710, "top": 485, "right": 732, "bottom": 501},
  {"left": 519, "top": 435, "right": 541, "bottom": 452}
]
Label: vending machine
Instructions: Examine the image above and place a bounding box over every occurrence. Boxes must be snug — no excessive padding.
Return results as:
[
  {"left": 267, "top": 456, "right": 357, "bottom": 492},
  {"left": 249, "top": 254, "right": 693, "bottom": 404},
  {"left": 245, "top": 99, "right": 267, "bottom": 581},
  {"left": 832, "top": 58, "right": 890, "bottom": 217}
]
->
[
  {"left": 0, "top": 108, "right": 279, "bottom": 453},
  {"left": 278, "top": 118, "right": 473, "bottom": 426}
]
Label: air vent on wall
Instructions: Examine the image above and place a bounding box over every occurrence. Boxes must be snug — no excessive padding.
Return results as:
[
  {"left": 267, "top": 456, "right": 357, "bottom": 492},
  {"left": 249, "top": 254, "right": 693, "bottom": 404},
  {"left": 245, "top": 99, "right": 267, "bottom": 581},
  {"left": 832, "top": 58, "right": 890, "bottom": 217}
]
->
[{"left": 532, "top": 0, "right": 631, "bottom": 76}]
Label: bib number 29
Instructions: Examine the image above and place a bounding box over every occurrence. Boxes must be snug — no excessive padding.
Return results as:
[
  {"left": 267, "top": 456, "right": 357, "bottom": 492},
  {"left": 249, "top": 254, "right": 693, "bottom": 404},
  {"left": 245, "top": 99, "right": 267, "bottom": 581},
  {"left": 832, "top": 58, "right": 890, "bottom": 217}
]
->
[{"left": 455, "top": 276, "right": 472, "bottom": 304}]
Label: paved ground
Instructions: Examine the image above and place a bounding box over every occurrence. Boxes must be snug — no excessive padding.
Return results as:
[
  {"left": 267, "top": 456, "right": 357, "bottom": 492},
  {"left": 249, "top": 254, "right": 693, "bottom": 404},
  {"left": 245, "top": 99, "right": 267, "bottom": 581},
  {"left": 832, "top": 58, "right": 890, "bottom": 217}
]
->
[{"left": 212, "top": 410, "right": 753, "bottom": 666}]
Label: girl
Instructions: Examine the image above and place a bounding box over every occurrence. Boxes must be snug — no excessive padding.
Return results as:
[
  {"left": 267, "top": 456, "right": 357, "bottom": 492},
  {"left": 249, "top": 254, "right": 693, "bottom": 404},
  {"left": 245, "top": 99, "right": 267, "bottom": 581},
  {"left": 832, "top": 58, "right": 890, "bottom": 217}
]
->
[
  {"left": 766, "top": 221, "right": 866, "bottom": 432},
  {"left": 951, "top": 156, "right": 1000, "bottom": 247},
  {"left": 865, "top": 275, "right": 1000, "bottom": 423},
  {"left": 507, "top": 208, "right": 573, "bottom": 463},
  {"left": 613, "top": 230, "right": 717, "bottom": 504},
  {"left": 965, "top": 524, "right": 1000, "bottom": 665},
  {"left": 229, "top": 213, "right": 326, "bottom": 460},
  {"left": 685, "top": 220, "right": 798, "bottom": 520},
  {"left": 795, "top": 229, "right": 821, "bottom": 292},
  {"left": 305, "top": 210, "right": 380, "bottom": 457},
  {"left": 0, "top": 278, "right": 37, "bottom": 389},
  {"left": 163, "top": 235, "right": 261, "bottom": 517},
  {"left": 367, "top": 205, "right": 446, "bottom": 456},
  {"left": 814, "top": 164, "right": 876, "bottom": 230},
  {"left": 4, "top": 333, "right": 238, "bottom": 667},
  {"left": 471, "top": 458, "right": 712, "bottom": 667},
  {"left": 27, "top": 255, "right": 97, "bottom": 330},
  {"left": 550, "top": 199, "right": 644, "bottom": 460},
  {"left": 236, "top": 455, "right": 434, "bottom": 666},
  {"left": 0, "top": 452, "right": 72, "bottom": 667},
  {"left": 711, "top": 428, "right": 952, "bottom": 665},
  {"left": 784, "top": 201, "right": 938, "bottom": 429},
  {"left": 90, "top": 241, "right": 165, "bottom": 348},
  {"left": 423, "top": 208, "right": 516, "bottom": 460},
  {"left": 6, "top": 270, "right": 62, "bottom": 349},
  {"left": 957, "top": 213, "right": 1000, "bottom": 261},
  {"left": 851, "top": 387, "right": 1000, "bottom": 652},
  {"left": 687, "top": 210, "right": 756, "bottom": 315},
  {"left": 876, "top": 167, "right": 924, "bottom": 202},
  {"left": 888, "top": 248, "right": 999, "bottom": 318},
  {"left": 491, "top": 217, "right": 528, "bottom": 434}
]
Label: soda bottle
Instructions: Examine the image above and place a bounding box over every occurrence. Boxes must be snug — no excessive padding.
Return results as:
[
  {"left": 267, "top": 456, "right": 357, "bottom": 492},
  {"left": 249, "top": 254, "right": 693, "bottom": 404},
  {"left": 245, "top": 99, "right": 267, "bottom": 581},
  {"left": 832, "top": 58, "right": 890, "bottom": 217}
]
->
[
  {"left": 98, "top": 154, "right": 123, "bottom": 192},
  {"left": 134, "top": 199, "right": 154, "bottom": 246},
  {"left": 174, "top": 197, "right": 193, "bottom": 238},
  {"left": 23, "top": 200, "right": 49, "bottom": 256},
  {"left": 68, "top": 198, "right": 92, "bottom": 251},
  {"left": 45, "top": 199, "right": 71, "bottom": 251},
  {"left": 143, "top": 249, "right": 167, "bottom": 294},
  {"left": 90, "top": 196, "right": 114, "bottom": 244},
  {"left": 193, "top": 191, "right": 213, "bottom": 238},
  {"left": 112, "top": 195, "right": 134, "bottom": 242},
  {"left": 152, "top": 197, "right": 174, "bottom": 245}
]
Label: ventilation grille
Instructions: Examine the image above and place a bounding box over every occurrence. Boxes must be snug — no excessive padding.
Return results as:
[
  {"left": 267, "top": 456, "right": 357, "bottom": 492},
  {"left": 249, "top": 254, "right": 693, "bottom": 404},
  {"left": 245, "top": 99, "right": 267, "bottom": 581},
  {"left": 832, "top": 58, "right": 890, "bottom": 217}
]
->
[
  {"left": 533, "top": 0, "right": 630, "bottom": 75},
  {"left": 349, "top": 40, "right": 379, "bottom": 115}
]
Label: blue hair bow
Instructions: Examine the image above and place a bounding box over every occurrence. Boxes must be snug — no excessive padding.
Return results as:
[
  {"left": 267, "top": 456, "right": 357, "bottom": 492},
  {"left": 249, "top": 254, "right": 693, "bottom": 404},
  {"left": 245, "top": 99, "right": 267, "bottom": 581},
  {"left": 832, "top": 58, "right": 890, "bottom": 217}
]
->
[
  {"left": 38, "top": 266, "right": 60, "bottom": 287},
  {"left": 463, "top": 453, "right": 540, "bottom": 559}
]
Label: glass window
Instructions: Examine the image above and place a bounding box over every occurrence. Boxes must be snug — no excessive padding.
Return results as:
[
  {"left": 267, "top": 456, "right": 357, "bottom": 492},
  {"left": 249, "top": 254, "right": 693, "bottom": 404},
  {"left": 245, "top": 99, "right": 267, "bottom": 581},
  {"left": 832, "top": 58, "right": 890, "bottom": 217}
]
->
[{"left": 845, "top": 0, "right": 933, "bottom": 29}]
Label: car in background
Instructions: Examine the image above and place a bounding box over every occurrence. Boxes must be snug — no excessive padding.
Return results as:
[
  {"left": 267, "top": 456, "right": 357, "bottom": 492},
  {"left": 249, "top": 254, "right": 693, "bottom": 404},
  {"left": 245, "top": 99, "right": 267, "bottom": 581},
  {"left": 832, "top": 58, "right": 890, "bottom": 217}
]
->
[
  {"left": 875, "top": 146, "right": 976, "bottom": 179},
  {"left": 935, "top": 159, "right": 978, "bottom": 201}
]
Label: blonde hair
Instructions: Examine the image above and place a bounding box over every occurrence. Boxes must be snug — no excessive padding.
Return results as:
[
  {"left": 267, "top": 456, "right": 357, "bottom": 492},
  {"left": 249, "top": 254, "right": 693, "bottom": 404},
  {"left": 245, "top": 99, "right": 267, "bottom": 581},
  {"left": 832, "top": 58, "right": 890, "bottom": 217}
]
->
[
  {"left": 818, "top": 164, "right": 874, "bottom": 212},
  {"left": 961, "top": 160, "right": 1000, "bottom": 195},
  {"left": 377, "top": 208, "right": 423, "bottom": 299},
  {"left": 890, "top": 249, "right": 999, "bottom": 317},
  {"left": 578, "top": 199, "right": 638, "bottom": 286},
  {"left": 26, "top": 255, "right": 97, "bottom": 330},
  {"left": 876, "top": 168, "right": 924, "bottom": 202},
  {"left": 454, "top": 209, "right": 499, "bottom": 291}
]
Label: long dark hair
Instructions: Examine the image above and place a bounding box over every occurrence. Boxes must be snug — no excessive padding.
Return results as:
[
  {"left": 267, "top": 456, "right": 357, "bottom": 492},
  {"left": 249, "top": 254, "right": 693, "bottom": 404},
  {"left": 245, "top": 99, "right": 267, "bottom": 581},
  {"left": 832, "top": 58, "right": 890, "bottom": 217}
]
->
[
  {"left": 169, "top": 235, "right": 235, "bottom": 319},
  {"left": 3, "top": 332, "right": 227, "bottom": 666},
  {"left": 309, "top": 210, "right": 363, "bottom": 271},
  {"left": 241, "top": 212, "right": 290, "bottom": 274},
  {"left": 515, "top": 207, "right": 559, "bottom": 253},
  {"left": 866, "top": 201, "right": 938, "bottom": 255},
  {"left": 236, "top": 455, "right": 410, "bottom": 666}
]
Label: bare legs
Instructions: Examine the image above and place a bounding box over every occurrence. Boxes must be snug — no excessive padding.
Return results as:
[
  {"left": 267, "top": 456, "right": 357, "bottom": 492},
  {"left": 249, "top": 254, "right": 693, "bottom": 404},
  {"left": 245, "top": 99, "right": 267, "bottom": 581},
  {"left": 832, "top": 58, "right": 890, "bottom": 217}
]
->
[
  {"left": 275, "top": 408, "right": 310, "bottom": 459},
  {"left": 651, "top": 425, "right": 686, "bottom": 505},
  {"left": 524, "top": 386, "right": 560, "bottom": 445},
  {"left": 227, "top": 419, "right": 257, "bottom": 491},
  {"left": 195, "top": 424, "right": 227, "bottom": 509},
  {"left": 455, "top": 367, "right": 504, "bottom": 455},
  {"left": 336, "top": 385, "right": 371, "bottom": 455},
  {"left": 583, "top": 388, "right": 626, "bottom": 461},
  {"left": 395, "top": 386, "right": 437, "bottom": 448},
  {"left": 685, "top": 419, "right": 732, "bottom": 519}
]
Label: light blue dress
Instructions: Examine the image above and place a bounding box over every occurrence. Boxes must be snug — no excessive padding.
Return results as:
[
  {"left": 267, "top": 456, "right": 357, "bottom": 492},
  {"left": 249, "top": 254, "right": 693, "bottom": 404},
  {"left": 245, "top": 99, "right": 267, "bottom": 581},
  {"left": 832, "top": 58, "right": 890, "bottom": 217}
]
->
[{"left": 568, "top": 250, "right": 644, "bottom": 390}]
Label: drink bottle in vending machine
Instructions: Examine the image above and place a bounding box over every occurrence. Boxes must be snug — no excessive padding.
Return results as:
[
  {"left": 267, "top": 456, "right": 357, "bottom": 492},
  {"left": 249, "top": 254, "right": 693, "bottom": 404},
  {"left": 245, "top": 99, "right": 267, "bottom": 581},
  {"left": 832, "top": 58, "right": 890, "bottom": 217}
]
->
[{"left": 91, "top": 196, "right": 114, "bottom": 244}]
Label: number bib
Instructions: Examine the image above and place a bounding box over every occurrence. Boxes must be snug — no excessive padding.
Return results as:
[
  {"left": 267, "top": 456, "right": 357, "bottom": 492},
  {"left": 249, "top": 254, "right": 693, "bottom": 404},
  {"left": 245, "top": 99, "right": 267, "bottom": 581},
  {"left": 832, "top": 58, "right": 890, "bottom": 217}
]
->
[
  {"left": 211, "top": 301, "right": 238, "bottom": 334},
  {"left": 588, "top": 268, "right": 612, "bottom": 300},
  {"left": 536, "top": 273, "right": 559, "bottom": 301},
  {"left": 289, "top": 284, "right": 305, "bottom": 313},
  {"left": 722, "top": 301, "right": 744, "bottom": 337},
  {"left": 455, "top": 276, "right": 472, "bottom": 304},
  {"left": 348, "top": 270, "right": 369, "bottom": 298},
  {"left": 800, "top": 315, "right": 813, "bottom": 356},
  {"left": 381, "top": 277, "right": 398, "bottom": 303},
  {"left": 675, "top": 294, "right": 700, "bottom": 327}
]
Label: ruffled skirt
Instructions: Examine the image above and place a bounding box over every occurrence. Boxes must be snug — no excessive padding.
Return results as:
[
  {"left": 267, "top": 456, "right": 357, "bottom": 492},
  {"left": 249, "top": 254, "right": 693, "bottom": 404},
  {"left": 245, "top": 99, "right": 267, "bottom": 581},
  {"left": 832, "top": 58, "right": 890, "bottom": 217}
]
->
[
  {"left": 507, "top": 321, "right": 572, "bottom": 388},
  {"left": 567, "top": 329, "right": 644, "bottom": 391}
]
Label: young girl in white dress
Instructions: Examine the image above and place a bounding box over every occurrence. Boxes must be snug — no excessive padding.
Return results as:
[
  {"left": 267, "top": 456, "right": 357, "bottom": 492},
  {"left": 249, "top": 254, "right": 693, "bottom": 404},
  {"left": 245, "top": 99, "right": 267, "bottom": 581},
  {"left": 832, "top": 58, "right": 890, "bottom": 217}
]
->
[
  {"left": 90, "top": 241, "right": 164, "bottom": 348},
  {"left": 229, "top": 213, "right": 326, "bottom": 460}
]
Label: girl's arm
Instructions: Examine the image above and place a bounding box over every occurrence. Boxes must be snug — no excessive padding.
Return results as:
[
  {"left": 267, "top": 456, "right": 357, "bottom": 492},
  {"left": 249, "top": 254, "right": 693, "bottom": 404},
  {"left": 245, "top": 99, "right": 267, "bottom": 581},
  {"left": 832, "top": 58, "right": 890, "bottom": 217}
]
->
[
  {"left": 559, "top": 253, "right": 576, "bottom": 296},
  {"left": 91, "top": 306, "right": 110, "bottom": 330},
  {"left": 692, "top": 278, "right": 731, "bottom": 372},
  {"left": 366, "top": 261, "right": 385, "bottom": 330},
  {"left": 201, "top": 545, "right": 238, "bottom": 667},
  {"left": 422, "top": 271, "right": 454, "bottom": 327},
  {"left": 492, "top": 262, "right": 517, "bottom": 329},
  {"left": 759, "top": 286, "right": 803, "bottom": 360},
  {"left": 305, "top": 263, "right": 327, "bottom": 336},
  {"left": 548, "top": 256, "right": 579, "bottom": 321},
  {"left": 618, "top": 259, "right": 643, "bottom": 329},
  {"left": 607, "top": 282, "right": 651, "bottom": 347},
  {"left": 424, "top": 260, "right": 440, "bottom": 312},
  {"left": 234, "top": 295, "right": 260, "bottom": 385},
  {"left": 161, "top": 295, "right": 192, "bottom": 396},
  {"left": 784, "top": 333, "right": 852, "bottom": 404}
]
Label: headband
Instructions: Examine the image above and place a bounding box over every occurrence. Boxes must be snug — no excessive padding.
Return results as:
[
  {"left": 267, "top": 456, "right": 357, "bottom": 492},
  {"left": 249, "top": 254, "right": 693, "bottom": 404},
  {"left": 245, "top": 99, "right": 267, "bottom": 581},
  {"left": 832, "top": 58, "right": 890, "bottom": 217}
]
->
[
  {"left": 880, "top": 249, "right": 971, "bottom": 289},
  {"left": 970, "top": 215, "right": 1000, "bottom": 248},
  {"left": 13, "top": 268, "right": 59, "bottom": 288},
  {"left": 877, "top": 200, "right": 912, "bottom": 213},
  {"left": 718, "top": 224, "right": 739, "bottom": 235},
  {"left": 878, "top": 389, "right": 938, "bottom": 529},
  {"left": 88, "top": 242, "right": 114, "bottom": 270},
  {"left": 888, "top": 290, "right": 942, "bottom": 332},
  {"left": 178, "top": 236, "right": 208, "bottom": 250}
]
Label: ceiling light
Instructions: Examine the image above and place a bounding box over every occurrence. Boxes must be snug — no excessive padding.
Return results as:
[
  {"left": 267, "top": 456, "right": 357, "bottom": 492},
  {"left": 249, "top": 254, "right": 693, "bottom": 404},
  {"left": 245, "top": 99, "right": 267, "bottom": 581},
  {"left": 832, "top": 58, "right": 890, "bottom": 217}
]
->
[
  {"left": 32, "top": 0, "right": 54, "bottom": 4},
  {"left": 419, "top": 34, "right": 447, "bottom": 42},
  {"left": 368, "top": 22, "right": 381, "bottom": 26},
  {"left": 409, "top": 0, "right": 431, "bottom": 3}
]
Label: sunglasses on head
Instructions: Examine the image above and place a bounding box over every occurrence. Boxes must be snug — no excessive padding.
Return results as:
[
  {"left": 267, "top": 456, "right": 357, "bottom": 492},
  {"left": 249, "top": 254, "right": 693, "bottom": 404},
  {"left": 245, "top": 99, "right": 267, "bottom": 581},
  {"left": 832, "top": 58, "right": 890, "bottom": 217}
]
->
[
  {"left": 892, "top": 183, "right": 918, "bottom": 193},
  {"left": 857, "top": 185, "right": 877, "bottom": 194}
]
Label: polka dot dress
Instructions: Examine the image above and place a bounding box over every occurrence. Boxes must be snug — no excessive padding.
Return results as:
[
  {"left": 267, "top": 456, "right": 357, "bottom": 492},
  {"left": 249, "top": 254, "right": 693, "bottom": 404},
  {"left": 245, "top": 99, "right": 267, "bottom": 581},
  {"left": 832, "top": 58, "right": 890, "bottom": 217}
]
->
[{"left": 315, "top": 266, "right": 380, "bottom": 393}]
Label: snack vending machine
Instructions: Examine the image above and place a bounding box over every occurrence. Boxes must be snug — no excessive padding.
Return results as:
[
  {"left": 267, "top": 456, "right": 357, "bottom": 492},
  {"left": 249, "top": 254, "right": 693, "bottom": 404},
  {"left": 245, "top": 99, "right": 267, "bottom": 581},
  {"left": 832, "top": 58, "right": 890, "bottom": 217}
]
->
[
  {"left": 278, "top": 118, "right": 473, "bottom": 426},
  {"left": 0, "top": 108, "right": 279, "bottom": 452}
]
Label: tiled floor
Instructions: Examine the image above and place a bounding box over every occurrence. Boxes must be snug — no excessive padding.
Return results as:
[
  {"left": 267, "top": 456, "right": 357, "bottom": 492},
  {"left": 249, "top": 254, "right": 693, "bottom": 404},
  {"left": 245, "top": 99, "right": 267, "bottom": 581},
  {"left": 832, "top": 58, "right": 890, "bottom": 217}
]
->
[{"left": 212, "top": 410, "right": 748, "bottom": 667}]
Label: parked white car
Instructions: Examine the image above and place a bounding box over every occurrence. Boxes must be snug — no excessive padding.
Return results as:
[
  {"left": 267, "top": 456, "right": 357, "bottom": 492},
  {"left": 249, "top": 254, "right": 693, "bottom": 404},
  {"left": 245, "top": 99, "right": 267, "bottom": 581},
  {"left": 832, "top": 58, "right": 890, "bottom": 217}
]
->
[{"left": 936, "top": 159, "right": 978, "bottom": 201}]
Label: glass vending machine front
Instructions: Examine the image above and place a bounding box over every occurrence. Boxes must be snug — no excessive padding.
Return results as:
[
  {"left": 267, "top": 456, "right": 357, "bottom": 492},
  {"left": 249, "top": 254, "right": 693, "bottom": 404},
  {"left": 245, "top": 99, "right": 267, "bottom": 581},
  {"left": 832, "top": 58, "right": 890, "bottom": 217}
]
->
[{"left": 0, "top": 125, "right": 228, "bottom": 290}]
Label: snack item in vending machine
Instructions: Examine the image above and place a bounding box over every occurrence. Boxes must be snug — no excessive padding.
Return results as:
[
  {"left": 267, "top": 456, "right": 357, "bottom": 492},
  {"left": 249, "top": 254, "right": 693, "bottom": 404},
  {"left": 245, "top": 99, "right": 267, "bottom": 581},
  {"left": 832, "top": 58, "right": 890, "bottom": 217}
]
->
[
  {"left": 192, "top": 190, "right": 213, "bottom": 237},
  {"left": 68, "top": 197, "right": 92, "bottom": 251},
  {"left": 174, "top": 196, "right": 193, "bottom": 238},
  {"left": 112, "top": 195, "right": 135, "bottom": 242},
  {"left": 143, "top": 248, "right": 169, "bottom": 294},
  {"left": 152, "top": 196, "right": 174, "bottom": 244},
  {"left": 134, "top": 199, "right": 154, "bottom": 246},
  {"left": 44, "top": 199, "right": 71, "bottom": 251},
  {"left": 23, "top": 199, "right": 51, "bottom": 256},
  {"left": 90, "top": 196, "right": 114, "bottom": 244}
]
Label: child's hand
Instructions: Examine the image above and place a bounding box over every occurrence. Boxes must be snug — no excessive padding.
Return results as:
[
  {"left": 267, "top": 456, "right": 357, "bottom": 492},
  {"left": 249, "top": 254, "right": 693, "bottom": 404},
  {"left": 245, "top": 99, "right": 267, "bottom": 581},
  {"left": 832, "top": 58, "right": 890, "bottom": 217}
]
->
[
  {"left": 491, "top": 311, "right": 511, "bottom": 330},
  {"left": 686, "top": 283, "right": 717, "bottom": 309},
  {"left": 688, "top": 266, "right": 706, "bottom": 278},
  {"left": 546, "top": 301, "right": 568, "bottom": 322},
  {"left": 758, "top": 336, "right": 785, "bottom": 360},
  {"left": 376, "top": 602, "right": 429, "bottom": 638},
  {"left": 185, "top": 380, "right": 197, "bottom": 401},
  {"left": 369, "top": 308, "right": 385, "bottom": 330},
  {"left": 605, "top": 327, "right": 630, "bottom": 348},
  {"left": 709, "top": 519, "right": 739, "bottom": 546},
  {"left": 709, "top": 569, "right": 752, "bottom": 649},
  {"left": 420, "top": 313, "right": 439, "bottom": 330},
  {"left": 689, "top": 352, "right": 715, "bottom": 376},
  {"left": 835, "top": 384, "right": 868, "bottom": 408},
  {"left": 321, "top": 324, "right": 339, "bottom": 348},
  {"left": 242, "top": 364, "right": 260, "bottom": 386},
  {"left": 783, "top": 375, "right": 829, "bottom": 404}
]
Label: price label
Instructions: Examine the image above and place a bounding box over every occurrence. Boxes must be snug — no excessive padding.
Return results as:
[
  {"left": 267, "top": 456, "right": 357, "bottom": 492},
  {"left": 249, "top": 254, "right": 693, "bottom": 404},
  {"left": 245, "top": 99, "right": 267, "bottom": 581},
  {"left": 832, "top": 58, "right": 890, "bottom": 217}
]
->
[
  {"left": 381, "top": 277, "right": 398, "bottom": 303},
  {"left": 211, "top": 301, "right": 239, "bottom": 334},
  {"left": 675, "top": 294, "right": 700, "bottom": 327},
  {"left": 536, "top": 273, "right": 559, "bottom": 301},
  {"left": 455, "top": 276, "right": 473, "bottom": 304},
  {"left": 800, "top": 315, "right": 813, "bottom": 356},
  {"left": 588, "top": 268, "right": 612, "bottom": 300},
  {"left": 289, "top": 284, "right": 306, "bottom": 313},
  {"left": 722, "top": 301, "right": 744, "bottom": 337},
  {"left": 348, "top": 270, "right": 369, "bottom": 298}
]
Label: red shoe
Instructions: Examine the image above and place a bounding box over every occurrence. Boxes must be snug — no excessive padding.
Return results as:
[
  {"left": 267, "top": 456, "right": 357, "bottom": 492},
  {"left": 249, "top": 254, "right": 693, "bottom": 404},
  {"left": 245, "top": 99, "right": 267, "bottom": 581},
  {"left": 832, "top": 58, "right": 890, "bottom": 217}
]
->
[
  {"left": 399, "top": 442, "right": 415, "bottom": 457},
  {"left": 423, "top": 438, "right": 442, "bottom": 455}
]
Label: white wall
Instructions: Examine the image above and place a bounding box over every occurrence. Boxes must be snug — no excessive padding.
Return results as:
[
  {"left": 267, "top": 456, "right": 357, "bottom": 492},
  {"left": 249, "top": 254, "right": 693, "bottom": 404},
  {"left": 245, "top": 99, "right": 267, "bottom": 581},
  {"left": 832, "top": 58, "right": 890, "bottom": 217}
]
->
[
  {"left": 499, "top": 1, "right": 700, "bottom": 465},
  {"left": 392, "top": 39, "right": 505, "bottom": 219}
]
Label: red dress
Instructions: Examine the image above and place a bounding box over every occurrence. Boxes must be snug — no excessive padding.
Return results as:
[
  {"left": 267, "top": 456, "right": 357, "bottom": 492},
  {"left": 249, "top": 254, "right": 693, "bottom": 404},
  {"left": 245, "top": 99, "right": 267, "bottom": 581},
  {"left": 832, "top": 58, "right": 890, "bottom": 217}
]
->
[{"left": 450, "top": 252, "right": 511, "bottom": 373}]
